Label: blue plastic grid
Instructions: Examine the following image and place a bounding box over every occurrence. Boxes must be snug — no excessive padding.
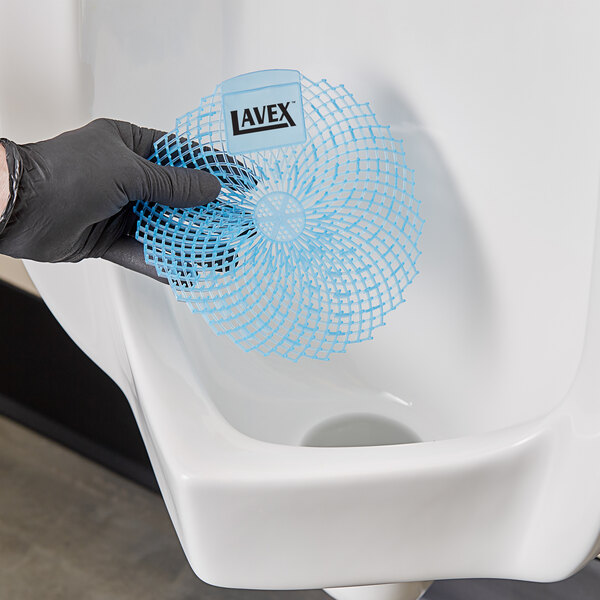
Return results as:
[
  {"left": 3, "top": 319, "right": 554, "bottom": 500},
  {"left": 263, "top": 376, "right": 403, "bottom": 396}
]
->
[{"left": 134, "top": 71, "right": 423, "bottom": 361}]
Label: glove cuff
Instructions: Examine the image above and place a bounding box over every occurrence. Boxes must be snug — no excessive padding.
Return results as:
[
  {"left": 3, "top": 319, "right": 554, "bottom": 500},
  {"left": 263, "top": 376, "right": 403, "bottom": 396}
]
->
[{"left": 0, "top": 139, "right": 24, "bottom": 237}]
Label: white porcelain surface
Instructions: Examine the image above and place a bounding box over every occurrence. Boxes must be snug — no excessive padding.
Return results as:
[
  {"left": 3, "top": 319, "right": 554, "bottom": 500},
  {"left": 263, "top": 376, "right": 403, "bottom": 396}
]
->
[
  {"left": 3, "top": 0, "right": 600, "bottom": 592},
  {"left": 325, "top": 581, "right": 432, "bottom": 600}
]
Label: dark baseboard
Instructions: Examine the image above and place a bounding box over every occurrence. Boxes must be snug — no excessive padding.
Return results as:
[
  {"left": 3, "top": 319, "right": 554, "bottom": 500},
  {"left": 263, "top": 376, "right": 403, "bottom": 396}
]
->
[{"left": 0, "top": 279, "right": 158, "bottom": 492}]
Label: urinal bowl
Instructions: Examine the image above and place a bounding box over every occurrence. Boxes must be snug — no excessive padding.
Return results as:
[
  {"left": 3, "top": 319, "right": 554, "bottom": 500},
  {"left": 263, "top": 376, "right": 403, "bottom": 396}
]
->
[{"left": 24, "top": 251, "right": 600, "bottom": 591}]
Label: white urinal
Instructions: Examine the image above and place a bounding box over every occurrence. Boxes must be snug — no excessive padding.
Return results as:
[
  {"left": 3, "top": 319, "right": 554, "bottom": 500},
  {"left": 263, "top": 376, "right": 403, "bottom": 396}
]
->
[{"left": 3, "top": 1, "right": 600, "bottom": 598}]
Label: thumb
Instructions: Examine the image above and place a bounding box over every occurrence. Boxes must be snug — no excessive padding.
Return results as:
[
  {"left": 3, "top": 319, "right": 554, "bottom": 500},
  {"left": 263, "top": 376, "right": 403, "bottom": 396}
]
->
[
  {"left": 102, "top": 236, "right": 169, "bottom": 284},
  {"left": 139, "top": 158, "right": 221, "bottom": 208}
]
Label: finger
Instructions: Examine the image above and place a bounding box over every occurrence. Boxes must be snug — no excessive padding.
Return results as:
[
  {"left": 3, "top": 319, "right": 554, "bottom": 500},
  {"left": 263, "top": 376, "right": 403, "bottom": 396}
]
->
[
  {"left": 102, "top": 236, "right": 169, "bottom": 284},
  {"left": 173, "top": 138, "right": 257, "bottom": 184},
  {"left": 105, "top": 119, "right": 257, "bottom": 191},
  {"left": 200, "top": 147, "right": 259, "bottom": 191},
  {"left": 140, "top": 159, "right": 221, "bottom": 208},
  {"left": 107, "top": 119, "right": 168, "bottom": 158},
  {"left": 152, "top": 136, "right": 258, "bottom": 191}
]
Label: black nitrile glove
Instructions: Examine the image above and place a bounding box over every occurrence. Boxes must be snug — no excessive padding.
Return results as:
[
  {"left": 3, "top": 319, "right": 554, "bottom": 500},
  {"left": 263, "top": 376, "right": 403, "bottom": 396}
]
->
[{"left": 0, "top": 118, "right": 222, "bottom": 280}]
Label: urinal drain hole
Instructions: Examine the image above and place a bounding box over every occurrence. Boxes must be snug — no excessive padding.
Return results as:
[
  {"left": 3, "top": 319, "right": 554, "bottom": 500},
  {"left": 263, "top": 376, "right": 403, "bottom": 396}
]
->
[{"left": 301, "top": 413, "right": 422, "bottom": 448}]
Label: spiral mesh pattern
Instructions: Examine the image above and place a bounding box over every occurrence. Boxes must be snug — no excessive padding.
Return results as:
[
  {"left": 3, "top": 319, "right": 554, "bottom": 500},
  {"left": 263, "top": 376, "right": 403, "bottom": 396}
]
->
[{"left": 135, "top": 75, "right": 423, "bottom": 361}]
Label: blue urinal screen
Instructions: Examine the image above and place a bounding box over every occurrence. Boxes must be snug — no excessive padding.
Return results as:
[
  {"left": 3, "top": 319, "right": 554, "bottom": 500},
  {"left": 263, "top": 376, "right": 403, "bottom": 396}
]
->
[{"left": 134, "top": 69, "right": 423, "bottom": 361}]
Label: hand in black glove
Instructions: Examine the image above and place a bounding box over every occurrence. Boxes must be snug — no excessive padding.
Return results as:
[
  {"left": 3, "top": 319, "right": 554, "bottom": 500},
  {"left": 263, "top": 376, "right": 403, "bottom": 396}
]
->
[{"left": 0, "top": 118, "right": 221, "bottom": 279}]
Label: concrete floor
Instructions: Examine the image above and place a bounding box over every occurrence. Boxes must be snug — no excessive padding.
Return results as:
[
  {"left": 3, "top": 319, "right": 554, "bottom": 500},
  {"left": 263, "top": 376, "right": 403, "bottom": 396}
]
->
[{"left": 0, "top": 414, "right": 598, "bottom": 600}]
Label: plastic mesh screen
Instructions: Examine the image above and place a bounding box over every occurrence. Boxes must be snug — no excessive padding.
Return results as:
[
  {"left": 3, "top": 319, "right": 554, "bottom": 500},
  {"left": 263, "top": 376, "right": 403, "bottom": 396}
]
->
[{"left": 135, "top": 72, "right": 423, "bottom": 361}]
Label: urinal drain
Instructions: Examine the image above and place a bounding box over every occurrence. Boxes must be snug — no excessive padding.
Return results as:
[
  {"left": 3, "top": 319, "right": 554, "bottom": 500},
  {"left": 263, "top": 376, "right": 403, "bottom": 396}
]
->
[
  {"left": 135, "top": 69, "right": 423, "bottom": 361},
  {"left": 301, "top": 414, "right": 422, "bottom": 447}
]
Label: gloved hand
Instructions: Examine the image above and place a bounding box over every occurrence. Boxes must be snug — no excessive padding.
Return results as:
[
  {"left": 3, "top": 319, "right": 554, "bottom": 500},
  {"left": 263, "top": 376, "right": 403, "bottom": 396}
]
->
[{"left": 0, "top": 118, "right": 221, "bottom": 279}]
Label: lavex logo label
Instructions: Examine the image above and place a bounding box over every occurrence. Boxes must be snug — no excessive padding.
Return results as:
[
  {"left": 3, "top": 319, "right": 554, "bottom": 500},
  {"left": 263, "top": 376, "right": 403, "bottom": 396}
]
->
[
  {"left": 231, "top": 102, "right": 296, "bottom": 136},
  {"left": 222, "top": 73, "right": 306, "bottom": 154}
]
